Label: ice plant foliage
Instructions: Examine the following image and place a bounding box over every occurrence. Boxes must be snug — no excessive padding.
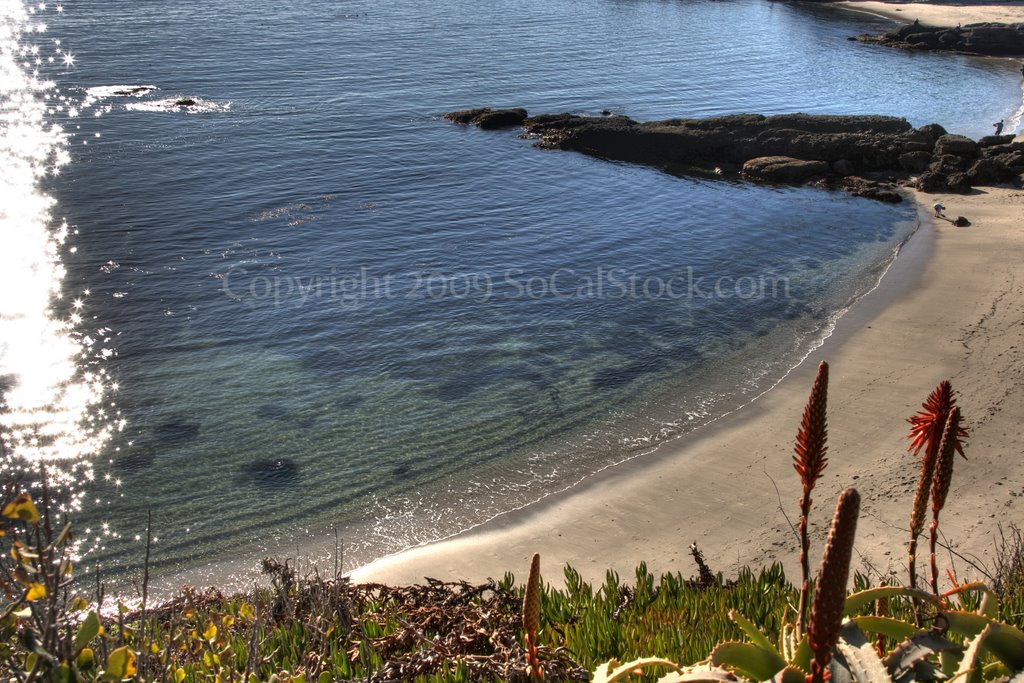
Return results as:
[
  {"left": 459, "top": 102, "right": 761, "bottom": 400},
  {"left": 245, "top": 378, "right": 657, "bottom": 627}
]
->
[
  {"left": 793, "top": 361, "right": 829, "bottom": 635},
  {"left": 807, "top": 488, "right": 860, "bottom": 683}
]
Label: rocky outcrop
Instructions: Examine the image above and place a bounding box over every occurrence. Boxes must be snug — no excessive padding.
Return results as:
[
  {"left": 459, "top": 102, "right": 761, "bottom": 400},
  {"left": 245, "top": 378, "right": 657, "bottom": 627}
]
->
[
  {"left": 853, "top": 21, "right": 1024, "bottom": 57},
  {"left": 741, "top": 156, "right": 830, "bottom": 183},
  {"left": 444, "top": 107, "right": 528, "bottom": 129},
  {"left": 445, "top": 108, "right": 1024, "bottom": 198}
]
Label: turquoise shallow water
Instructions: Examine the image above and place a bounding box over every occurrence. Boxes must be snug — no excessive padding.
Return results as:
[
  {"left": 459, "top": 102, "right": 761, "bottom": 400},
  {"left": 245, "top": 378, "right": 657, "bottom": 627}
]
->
[{"left": 2, "top": 0, "right": 1022, "bottom": 589}]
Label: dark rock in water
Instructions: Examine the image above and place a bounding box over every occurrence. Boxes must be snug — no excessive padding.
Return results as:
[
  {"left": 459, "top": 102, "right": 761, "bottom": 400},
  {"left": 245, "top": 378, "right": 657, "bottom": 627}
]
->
[
  {"left": 444, "top": 107, "right": 491, "bottom": 124},
  {"left": 255, "top": 403, "right": 291, "bottom": 421},
  {"left": 953, "top": 216, "right": 971, "bottom": 227},
  {"left": 153, "top": 418, "right": 200, "bottom": 443},
  {"left": 591, "top": 358, "right": 667, "bottom": 390},
  {"left": 175, "top": 98, "right": 197, "bottom": 107},
  {"left": 443, "top": 107, "right": 528, "bottom": 129},
  {"left": 113, "top": 86, "right": 154, "bottom": 96},
  {"left": 854, "top": 22, "right": 1024, "bottom": 57},
  {"left": 449, "top": 106, "right": 1019, "bottom": 197},
  {"left": 245, "top": 458, "right": 300, "bottom": 488},
  {"left": 600, "top": 109, "right": 612, "bottom": 116},
  {"left": 741, "top": 156, "right": 830, "bottom": 183},
  {"left": 477, "top": 108, "right": 528, "bottom": 129}
]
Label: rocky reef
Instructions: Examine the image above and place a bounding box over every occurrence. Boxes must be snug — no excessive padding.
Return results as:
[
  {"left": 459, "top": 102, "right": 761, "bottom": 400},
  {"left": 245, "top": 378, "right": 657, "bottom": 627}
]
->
[
  {"left": 853, "top": 21, "right": 1024, "bottom": 57},
  {"left": 446, "top": 109, "right": 1024, "bottom": 199}
]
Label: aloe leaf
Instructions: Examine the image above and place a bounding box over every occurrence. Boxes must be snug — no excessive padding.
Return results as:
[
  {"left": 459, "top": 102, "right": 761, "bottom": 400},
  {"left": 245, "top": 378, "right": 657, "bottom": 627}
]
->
[
  {"left": 944, "top": 611, "right": 1024, "bottom": 669},
  {"left": 885, "top": 629, "right": 963, "bottom": 681},
  {"left": 955, "top": 624, "right": 989, "bottom": 683},
  {"left": 594, "top": 657, "right": 681, "bottom": 683},
  {"left": 836, "top": 621, "right": 892, "bottom": 683},
  {"left": 656, "top": 668, "right": 740, "bottom": 683},
  {"left": 843, "top": 586, "right": 940, "bottom": 616},
  {"left": 790, "top": 635, "right": 812, "bottom": 673},
  {"left": 729, "top": 610, "right": 779, "bottom": 655},
  {"left": 711, "top": 641, "right": 785, "bottom": 680},
  {"left": 850, "top": 615, "right": 920, "bottom": 641}
]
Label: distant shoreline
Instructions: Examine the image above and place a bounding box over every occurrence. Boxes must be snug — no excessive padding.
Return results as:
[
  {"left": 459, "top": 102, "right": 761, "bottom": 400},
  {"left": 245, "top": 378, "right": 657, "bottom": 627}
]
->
[{"left": 834, "top": 0, "right": 1024, "bottom": 28}]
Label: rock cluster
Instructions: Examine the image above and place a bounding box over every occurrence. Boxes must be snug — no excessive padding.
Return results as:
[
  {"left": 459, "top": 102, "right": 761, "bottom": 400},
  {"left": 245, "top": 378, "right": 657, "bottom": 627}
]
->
[
  {"left": 444, "top": 107, "right": 528, "bottom": 130},
  {"left": 853, "top": 21, "right": 1024, "bottom": 57},
  {"left": 918, "top": 133, "right": 1024, "bottom": 192},
  {"left": 445, "top": 109, "right": 1024, "bottom": 199}
]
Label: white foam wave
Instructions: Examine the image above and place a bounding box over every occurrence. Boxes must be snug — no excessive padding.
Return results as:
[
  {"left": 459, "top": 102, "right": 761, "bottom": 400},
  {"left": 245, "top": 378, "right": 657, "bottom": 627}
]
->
[
  {"left": 124, "top": 97, "right": 231, "bottom": 114},
  {"left": 84, "top": 84, "right": 157, "bottom": 99}
]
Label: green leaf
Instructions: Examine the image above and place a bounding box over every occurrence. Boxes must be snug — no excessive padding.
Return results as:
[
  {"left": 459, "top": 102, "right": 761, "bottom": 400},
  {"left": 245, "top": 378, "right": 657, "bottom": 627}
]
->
[
  {"left": 711, "top": 641, "right": 786, "bottom": 680},
  {"left": 955, "top": 625, "right": 989, "bottom": 683},
  {"left": 849, "top": 615, "right": 920, "bottom": 641},
  {"left": 729, "top": 609, "right": 779, "bottom": 654},
  {"left": 945, "top": 611, "right": 1024, "bottom": 669},
  {"left": 790, "top": 635, "right": 812, "bottom": 674},
  {"left": 74, "top": 612, "right": 100, "bottom": 654},
  {"left": 103, "top": 646, "right": 136, "bottom": 681},
  {"left": 843, "top": 586, "right": 940, "bottom": 616},
  {"left": 76, "top": 647, "right": 95, "bottom": 671},
  {"left": 52, "top": 664, "right": 73, "bottom": 683},
  {"left": 655, "top": 671, "right": 739, "bottom": 683},
  {"left": 593, "top": 658, "right": 681, "bottom": 683},
  {"left": 2, "top": 494, "right": 40, "bottom": 524}
]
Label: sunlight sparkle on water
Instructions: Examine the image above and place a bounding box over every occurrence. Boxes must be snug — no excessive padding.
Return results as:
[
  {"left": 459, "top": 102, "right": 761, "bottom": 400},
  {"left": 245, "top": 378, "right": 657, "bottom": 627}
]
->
[{"left": 0, "top": 1, "right": 119, "bottom": 519}]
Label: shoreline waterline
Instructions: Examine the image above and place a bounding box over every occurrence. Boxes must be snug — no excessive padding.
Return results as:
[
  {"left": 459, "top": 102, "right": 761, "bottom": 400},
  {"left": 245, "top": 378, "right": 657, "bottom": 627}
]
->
[
  {"left": 352, "top": 185, "right": 1024, "bottom": 589},
  {"left": 348, "top": 198, "right": 935, "bottom": 586}
]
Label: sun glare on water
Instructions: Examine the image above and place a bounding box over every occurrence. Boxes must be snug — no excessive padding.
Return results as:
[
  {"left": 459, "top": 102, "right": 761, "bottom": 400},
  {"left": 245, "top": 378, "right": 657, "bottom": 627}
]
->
[{"left": 0, "top": 1, "right": 120, "bottom": 521}]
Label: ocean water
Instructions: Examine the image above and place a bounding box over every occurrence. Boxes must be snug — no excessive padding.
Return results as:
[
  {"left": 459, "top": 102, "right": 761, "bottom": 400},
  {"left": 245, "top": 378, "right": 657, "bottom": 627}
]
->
[{"left": 3, "top": 0, "right": 1022, "bottom": 591}]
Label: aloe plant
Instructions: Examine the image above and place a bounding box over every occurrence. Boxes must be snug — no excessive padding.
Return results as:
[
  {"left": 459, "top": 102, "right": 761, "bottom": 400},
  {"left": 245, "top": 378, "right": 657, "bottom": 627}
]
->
[
  {"left": 586, "top": 368, "right": 1024, "bottom": 683},
  {"left": 793, "top": 361, "right": 830, "bottom": 636}
]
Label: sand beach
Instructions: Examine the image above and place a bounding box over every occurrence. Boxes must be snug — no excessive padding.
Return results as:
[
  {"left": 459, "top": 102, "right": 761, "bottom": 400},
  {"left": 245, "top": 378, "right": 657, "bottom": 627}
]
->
[{"left": 836, "top": 1, "right": 1024, "bottom": 27}]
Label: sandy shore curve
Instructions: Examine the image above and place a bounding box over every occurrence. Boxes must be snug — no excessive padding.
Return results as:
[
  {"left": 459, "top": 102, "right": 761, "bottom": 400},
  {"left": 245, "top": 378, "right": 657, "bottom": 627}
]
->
[{"left": 353, "top": 186, "right": 1024, "bottom": 588}]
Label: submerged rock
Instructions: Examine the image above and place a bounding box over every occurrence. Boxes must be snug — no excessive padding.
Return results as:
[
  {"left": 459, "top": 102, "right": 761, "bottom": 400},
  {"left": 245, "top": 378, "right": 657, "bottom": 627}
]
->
[
  {"left": 245, "top": 458, "right": 300, "bottom": 488},
  {"left": 153, "top": 418, "right": 200, "bottom": 443}
]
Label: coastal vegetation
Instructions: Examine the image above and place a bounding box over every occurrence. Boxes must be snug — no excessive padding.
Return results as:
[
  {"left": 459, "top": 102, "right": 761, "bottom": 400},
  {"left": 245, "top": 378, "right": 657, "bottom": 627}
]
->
[{"left": 1, "top": 365, "right": 1023, "bottom": 681}]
